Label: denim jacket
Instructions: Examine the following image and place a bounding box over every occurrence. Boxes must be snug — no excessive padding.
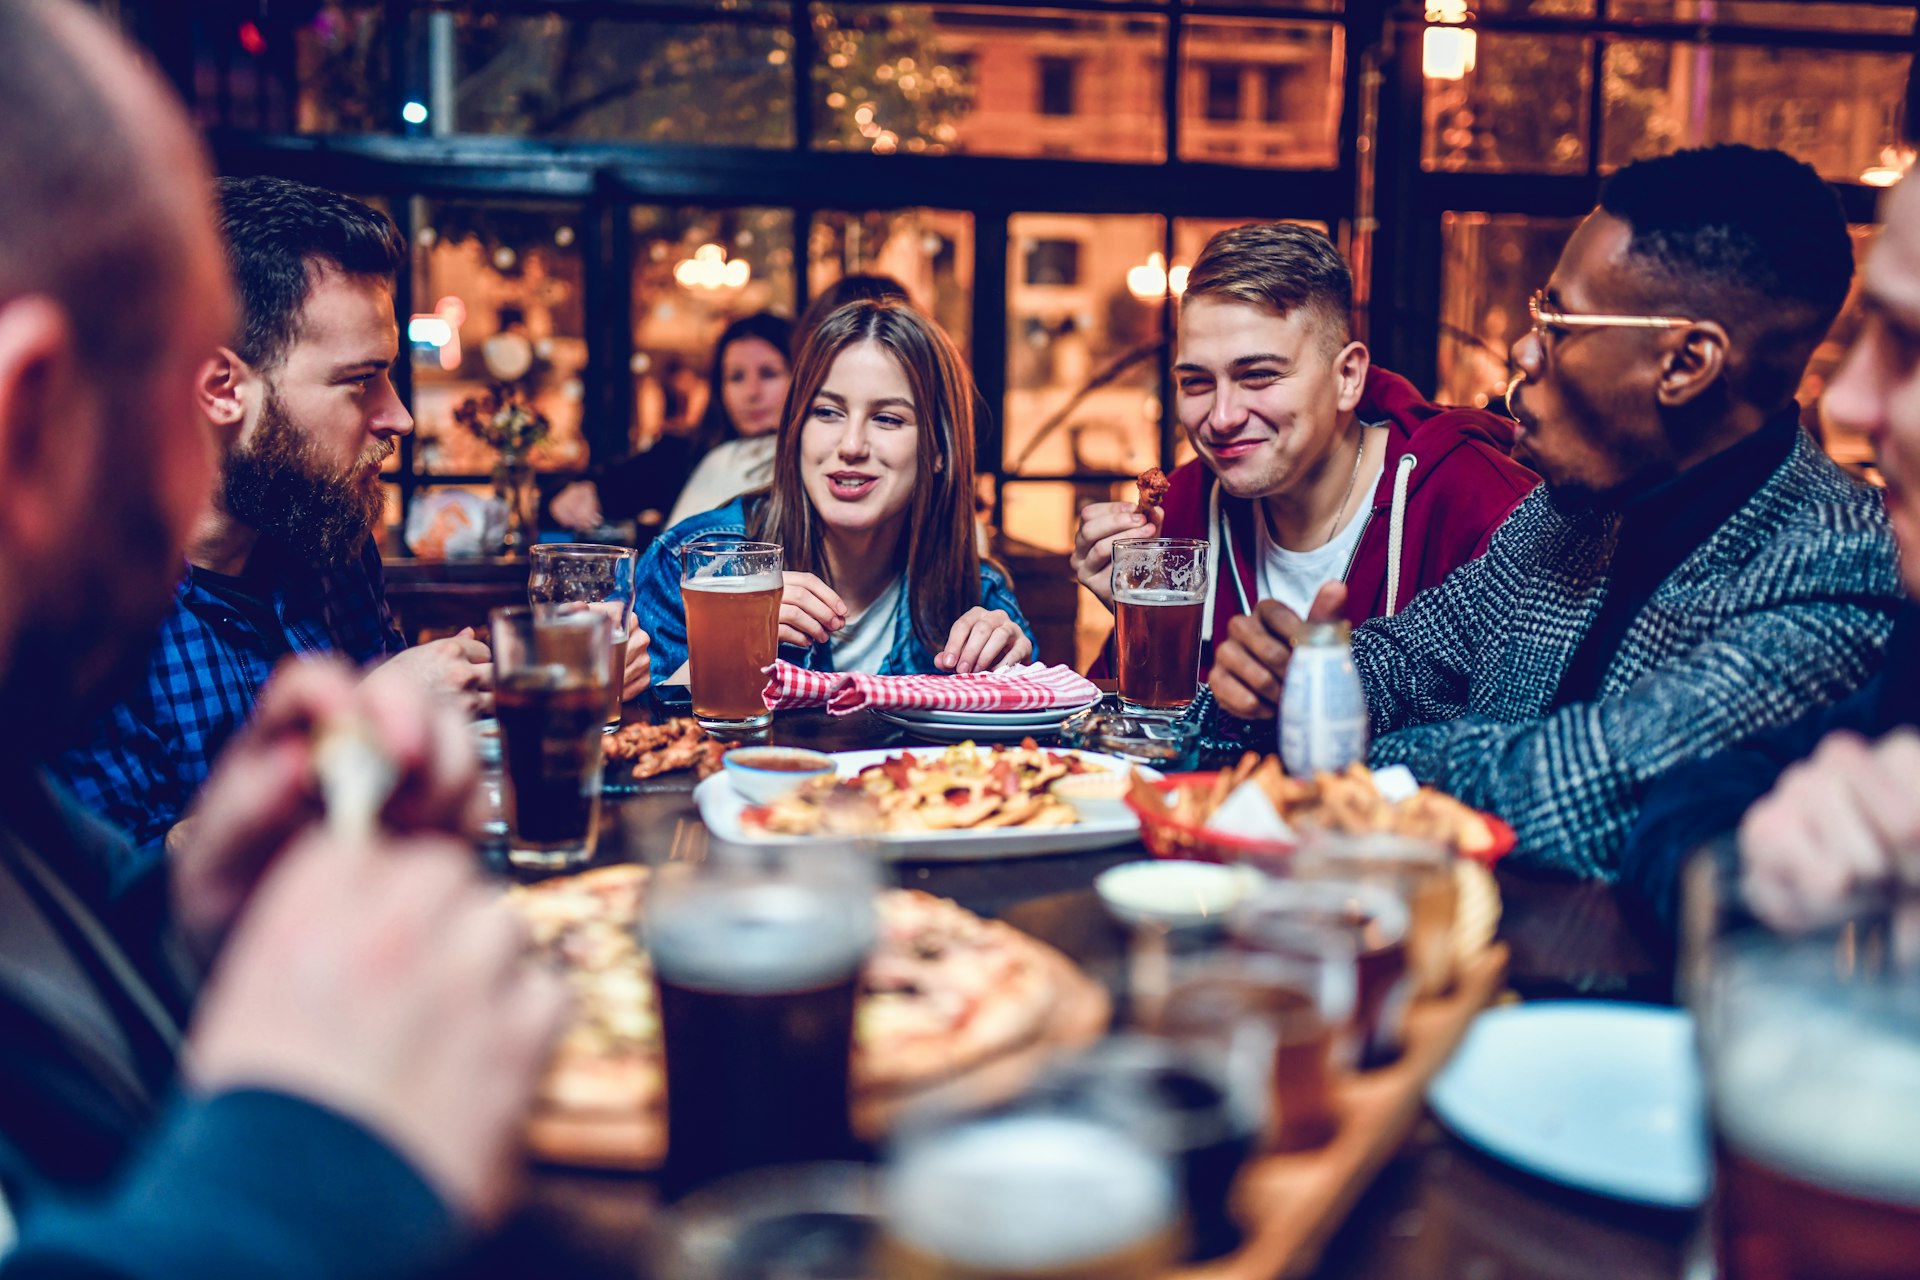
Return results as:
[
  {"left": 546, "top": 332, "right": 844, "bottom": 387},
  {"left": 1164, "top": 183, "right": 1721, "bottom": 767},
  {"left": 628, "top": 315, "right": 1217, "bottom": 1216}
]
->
[{"left": 633, "top": 495, "right": 1034, "bottom": 680}]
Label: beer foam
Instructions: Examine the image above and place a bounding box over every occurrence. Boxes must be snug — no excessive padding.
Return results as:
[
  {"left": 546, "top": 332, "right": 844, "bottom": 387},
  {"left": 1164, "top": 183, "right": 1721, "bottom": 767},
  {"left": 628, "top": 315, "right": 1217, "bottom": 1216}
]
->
[
  {"left": 681, "top": 572, "right": 781, "bottom": 592},
  {"left": 649, "top": 882, "right": 874, "bottom": 994},
  {"left": 1113, "top": 587, "right": 1206, "bottom": 607},
  {"left": 884, "top": 1114, "right": 1176, "bottom": 1268},
  {"left": 1714, "top": 995, "right": 1920, "bottom": 1207}
]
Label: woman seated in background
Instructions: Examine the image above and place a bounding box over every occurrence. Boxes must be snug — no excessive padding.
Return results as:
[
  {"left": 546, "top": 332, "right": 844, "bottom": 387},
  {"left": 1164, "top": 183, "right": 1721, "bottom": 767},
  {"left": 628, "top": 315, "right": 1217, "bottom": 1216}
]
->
[
  {"left": 634, "top": 298, "right": 1034, "bottom": 678},
  {"left": 551, "top": 311, "right": 792, "bottom": 532}
]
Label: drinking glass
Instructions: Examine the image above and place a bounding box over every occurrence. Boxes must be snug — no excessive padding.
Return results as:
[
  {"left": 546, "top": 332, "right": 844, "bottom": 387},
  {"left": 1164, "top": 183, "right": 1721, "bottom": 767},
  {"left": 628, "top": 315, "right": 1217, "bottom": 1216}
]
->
[
  {"left": 1110, "top": 538, "right": 1209, "bottom": 712},
  {"left": 527, "top": 543, "right": 639, "bottom": 732},
  {"left": 646, "top": 832, "right": 878, "bottom": 1201},
  {"left": 1293, "top": 833, "right": 1458, "bottom": 999},
  {"left": 488, "top": 605, "right": 613, "bottom": 870},
  {"left": 1695, "top": 879, "right": 1920, "bottom": 1280},
  {"left": 678, "top": 539, "right": 783, "bottom": 736}
]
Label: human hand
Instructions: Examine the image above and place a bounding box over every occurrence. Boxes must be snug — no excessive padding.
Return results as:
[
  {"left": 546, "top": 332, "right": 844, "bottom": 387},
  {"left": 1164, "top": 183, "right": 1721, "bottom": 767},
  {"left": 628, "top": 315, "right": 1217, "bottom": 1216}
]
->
[
  {"left": 1207, "top": 582, "right": 1347, "bottom": 720},
  {"left": 363, "top": 629, "right": 492, "bottom": 718},
  {"left": 621, "top": 614, "right": 652, "bottom": 702},
  {"left": 1070, "top": 501, "right": 1162, "bottom": 607},
  {"left": 186, "top": 830, "right": 568, "bottom": 1227},
  {"left": 936, "top": 609, "right": 1032, "bottom": 674},
  {"left": 169, "top": 657, "right": 479, "bottom": 960},
  {"left": 780, "top": 572, "right": 848, "bottom": 648},
  {"left": 1739, "top": 729, "right": 1920, "bottom": 932},
  {"left": 550, "top": 481, "right": 603, "bottom": 532}
]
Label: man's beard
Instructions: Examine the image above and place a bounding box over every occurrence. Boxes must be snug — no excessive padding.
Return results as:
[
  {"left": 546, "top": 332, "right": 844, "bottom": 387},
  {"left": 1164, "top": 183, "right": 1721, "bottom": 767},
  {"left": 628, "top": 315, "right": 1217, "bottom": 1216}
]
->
[{"left": 222, "top": 389, "right": 392, "bottom": 568}]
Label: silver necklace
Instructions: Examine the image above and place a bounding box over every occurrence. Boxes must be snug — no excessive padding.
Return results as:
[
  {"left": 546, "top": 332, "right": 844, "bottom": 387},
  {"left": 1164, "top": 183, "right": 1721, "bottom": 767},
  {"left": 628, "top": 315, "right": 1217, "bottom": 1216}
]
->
[{"left": 1323, "top": 431, "right": 1367, "bottom": 548}]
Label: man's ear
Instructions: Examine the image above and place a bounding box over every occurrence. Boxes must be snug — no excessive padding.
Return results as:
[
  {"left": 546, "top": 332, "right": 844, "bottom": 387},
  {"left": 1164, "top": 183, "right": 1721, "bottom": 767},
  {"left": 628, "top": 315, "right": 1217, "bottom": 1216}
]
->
[
  {"left": 1334, "top": 339, "right": 1372, "bottom": 415},
  {"left": 198, "top": 346, "right": 252, "bottom": 449},
  {"left": 1656, "top": 322, "right": 1730, "bottom": 408},
  {"left": 0, "top": 295, "right": 95, "bottom": 555}
]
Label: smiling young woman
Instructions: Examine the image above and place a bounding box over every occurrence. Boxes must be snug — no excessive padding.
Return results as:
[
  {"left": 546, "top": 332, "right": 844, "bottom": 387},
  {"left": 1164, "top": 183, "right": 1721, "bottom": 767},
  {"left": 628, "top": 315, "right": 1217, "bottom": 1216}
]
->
[{"left": 635, "top": 299, "right": 1035, "bottom": 680}]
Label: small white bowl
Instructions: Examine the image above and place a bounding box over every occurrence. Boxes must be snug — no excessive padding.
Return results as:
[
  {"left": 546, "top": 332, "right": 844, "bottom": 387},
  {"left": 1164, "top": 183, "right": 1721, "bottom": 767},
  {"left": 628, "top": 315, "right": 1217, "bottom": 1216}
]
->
[
  {"left": 1095, "top": 859, "right": 1264, "bottom": 930},
  {"left": 1049, "top": 770, "right": 1132, "bottom": 824},
  {"left": 722, "top": 747, "right": 835, "bottom": 805}
]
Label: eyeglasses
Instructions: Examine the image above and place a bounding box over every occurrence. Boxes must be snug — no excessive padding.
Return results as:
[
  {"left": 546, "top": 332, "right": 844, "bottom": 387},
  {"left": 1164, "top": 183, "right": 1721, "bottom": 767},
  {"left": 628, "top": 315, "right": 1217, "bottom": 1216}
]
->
[{"left": 1528, "top": 289, "right": 1695, "bottom": 346}]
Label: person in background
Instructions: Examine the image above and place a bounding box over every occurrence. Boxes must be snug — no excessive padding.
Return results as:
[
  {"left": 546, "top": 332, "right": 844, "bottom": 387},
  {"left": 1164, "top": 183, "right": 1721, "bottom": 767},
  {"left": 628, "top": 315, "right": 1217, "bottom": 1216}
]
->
[
  {"left": 635, "top": 298, "right": 1033, "bottom": 678},
  {"left": 551, "top": 311, "right": 793, "bottom": 532},
  {"left": 49, "top": 177, "right": 651, "bottom": 894},
  {"left": 1210, "top": 145, "right": 1901, "bottom": 881},
  {"left": 1070, "top": 222, "right": 1534, "bottom": 672},
  {"left": 793, "top": 272, "right": 911, "bottom": 357},
  {"left": 1622, "top": 166, "right": 1920, "bottom": 934},
  {"left": 0, "top": 3, "right": 565, "bottom": 1276}
]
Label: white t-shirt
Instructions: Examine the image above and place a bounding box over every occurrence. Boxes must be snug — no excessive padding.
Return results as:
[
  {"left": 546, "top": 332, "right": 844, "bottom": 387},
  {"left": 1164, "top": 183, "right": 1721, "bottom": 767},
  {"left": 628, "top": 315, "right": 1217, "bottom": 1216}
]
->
[
  {"left": 830, "top": 573, "right": 905, "bottom": 674},
  {"left": 1253, "top": 478, "right": 1378, "bottom": 617},
  {"left": 666, "top": 434, "right": 778, "bottom": 528}
]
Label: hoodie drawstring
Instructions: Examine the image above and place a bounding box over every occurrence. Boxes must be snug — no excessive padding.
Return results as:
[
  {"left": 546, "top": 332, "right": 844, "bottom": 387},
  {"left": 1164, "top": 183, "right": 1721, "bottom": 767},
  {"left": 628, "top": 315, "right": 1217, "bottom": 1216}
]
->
[{"left": 1384, "top": 452, "right": 1417, "bottom": 617}]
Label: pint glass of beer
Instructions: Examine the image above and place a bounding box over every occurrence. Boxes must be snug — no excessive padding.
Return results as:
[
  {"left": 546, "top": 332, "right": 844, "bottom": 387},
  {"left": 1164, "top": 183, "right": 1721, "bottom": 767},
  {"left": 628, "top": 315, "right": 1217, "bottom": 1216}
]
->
[
  {"left": 1110, "top": 538, "right": 1209, "bottom": 711},
  {"left": 488, "top": 605, "right": 614, "bottom": 869},
  {"left": 1293, "top": 834, "right": 1457, "bottom": 999},
  {"left": 647, "top": 833, "right": 877, "bottom": 1201},
  {"left": 528, "top": 544, "right": 639, "bottom": 732},
  {"left": 1704, "top": 924, "right": 1920, "bottom": 1280},
  {"left": 678, "top": 540, "right": 783, "bottom": 735}
]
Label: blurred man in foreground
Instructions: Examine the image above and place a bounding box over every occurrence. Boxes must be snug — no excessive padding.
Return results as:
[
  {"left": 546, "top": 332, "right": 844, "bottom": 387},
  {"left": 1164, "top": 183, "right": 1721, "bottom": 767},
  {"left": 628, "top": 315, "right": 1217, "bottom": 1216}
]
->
[
  {"left": 0, "top": 3, "right": 564, "bottom": 1274},
  {"left": 1211, "top": 146, "right": 1901, "bottom": 879},
  {"left": 50, "top": 176, "right": 650, "bottom": 892},
  {"left": 1623, "top": 170, "right": 1920, "bottom": 932}
]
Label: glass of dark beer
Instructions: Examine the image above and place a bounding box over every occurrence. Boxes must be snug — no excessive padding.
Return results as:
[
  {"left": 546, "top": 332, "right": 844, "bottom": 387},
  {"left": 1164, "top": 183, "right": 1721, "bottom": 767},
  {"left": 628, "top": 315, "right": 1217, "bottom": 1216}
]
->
[
  {"left": 1704, "top": 922, "right": 1920, "bottom": 1280},
  {"left": 488, "top": 605, "right": 614, "bottom": 869},
  {"left": 528, "top": 544, "right": 639, "bottom": 732},
  {"left": 1110, "top": 538, "right": 1209, "bottom": 711},
  {"left": 678, "top": 540, "right": 783, "bottom": 736},
  {"left": 646, "top": 833, "right": 877, "bottom": 1201}
]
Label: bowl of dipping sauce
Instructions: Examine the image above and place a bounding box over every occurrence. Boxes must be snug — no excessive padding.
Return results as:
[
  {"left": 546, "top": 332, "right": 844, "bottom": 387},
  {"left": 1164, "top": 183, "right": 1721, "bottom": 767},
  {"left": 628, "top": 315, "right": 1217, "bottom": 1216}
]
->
[
  {"left": 1095, "top": 859, "right": 1265, "bottom": 930},
  {"left": 722, "top": 747, "right": 836, "bottom": 804}
]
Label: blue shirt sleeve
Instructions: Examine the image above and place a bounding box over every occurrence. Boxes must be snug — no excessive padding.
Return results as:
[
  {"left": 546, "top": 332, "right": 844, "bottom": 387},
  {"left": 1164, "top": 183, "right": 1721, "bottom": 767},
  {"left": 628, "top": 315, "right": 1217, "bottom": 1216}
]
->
[{"left": 1, "top": 1090, "right": 459, "bottom": 1280}]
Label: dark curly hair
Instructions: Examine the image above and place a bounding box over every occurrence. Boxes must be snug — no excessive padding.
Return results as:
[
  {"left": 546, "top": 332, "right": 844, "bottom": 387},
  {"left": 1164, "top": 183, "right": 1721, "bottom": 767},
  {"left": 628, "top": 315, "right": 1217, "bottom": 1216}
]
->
[
  {"left": 216, "top": 175, "right": 406, "bottom": 371},
  {"left": 1600, "top": 145, "right": 1853, "bottom": 410}
]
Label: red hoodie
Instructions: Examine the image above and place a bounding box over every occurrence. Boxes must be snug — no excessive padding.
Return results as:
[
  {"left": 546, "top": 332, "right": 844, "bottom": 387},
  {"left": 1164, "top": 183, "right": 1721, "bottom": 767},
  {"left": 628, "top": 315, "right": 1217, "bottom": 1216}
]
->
[{"left": 1095, "top": 365, "right": 1537, "bottom": 675}]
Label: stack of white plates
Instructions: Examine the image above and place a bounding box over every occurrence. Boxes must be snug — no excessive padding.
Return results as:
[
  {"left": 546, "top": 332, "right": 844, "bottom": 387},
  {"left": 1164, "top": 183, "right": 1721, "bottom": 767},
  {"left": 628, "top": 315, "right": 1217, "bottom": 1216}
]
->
[{"left": 873, "top": 698, "right": 1100, "bottom": 742}]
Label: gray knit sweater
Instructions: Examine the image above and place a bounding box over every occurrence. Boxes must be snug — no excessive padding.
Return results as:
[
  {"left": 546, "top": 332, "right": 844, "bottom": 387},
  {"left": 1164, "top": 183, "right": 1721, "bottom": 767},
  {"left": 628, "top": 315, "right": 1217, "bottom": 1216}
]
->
[{"left": 1354, "top": 428, "right": 1901, "bottom": 879}]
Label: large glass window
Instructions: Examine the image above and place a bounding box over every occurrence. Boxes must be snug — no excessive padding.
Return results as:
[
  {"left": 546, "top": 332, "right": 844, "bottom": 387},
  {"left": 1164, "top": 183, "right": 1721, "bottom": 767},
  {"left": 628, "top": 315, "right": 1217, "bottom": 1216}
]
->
[
  {"left": 1423, "top": 34, "right": 1593, "bottom": 173},
  {"left": 1435, "top": 211, "right": 1581, "bottom": 410},
  {"left": 812, "top": 6, "right": 1166, "bottom": 161},
  {"left": 809, "top": 209, "right": 975, "bottom": 355},
  {"left": 1180, "top": 19, "right": 1343, "bottom": 167}
]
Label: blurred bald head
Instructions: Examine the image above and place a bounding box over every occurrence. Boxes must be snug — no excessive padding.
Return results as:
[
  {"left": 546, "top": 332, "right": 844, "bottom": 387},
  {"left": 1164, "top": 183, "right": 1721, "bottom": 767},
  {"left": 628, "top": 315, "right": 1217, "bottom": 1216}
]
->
[{"left": 0, "top": 0, "right": 233, "bottom": 751}]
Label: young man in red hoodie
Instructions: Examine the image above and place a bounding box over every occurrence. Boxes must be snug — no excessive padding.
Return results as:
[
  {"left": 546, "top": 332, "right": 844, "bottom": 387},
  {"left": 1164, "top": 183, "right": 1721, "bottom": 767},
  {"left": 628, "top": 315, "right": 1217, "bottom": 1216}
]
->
[{"left": 1071, "top": 222, "right": 1536, "bottom": 671}]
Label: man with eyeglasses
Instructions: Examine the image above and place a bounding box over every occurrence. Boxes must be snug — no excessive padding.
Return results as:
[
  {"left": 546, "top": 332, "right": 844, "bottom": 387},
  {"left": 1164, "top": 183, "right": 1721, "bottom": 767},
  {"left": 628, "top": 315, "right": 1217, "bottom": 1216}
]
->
[{"left": 1211, "top": 144, "right": 1901, "bottom": 880}]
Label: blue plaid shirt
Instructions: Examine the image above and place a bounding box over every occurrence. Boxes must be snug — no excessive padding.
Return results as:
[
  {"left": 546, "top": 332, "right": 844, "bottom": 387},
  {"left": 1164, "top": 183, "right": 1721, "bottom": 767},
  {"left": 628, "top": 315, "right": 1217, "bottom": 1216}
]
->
[
  {"left": 635, "top": 495, "right": 1034, "bottom": 681},
  {"left": 50, "top": 539, "right": 406, "bottom": 890}
]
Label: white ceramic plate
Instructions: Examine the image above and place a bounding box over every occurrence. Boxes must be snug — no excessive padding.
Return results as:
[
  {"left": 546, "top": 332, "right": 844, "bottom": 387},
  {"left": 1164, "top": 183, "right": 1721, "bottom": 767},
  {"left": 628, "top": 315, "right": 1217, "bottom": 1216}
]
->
[
  {"left": 1428, "top": 1002, "right": 1708, "bottom": 1209},
  {"left": 693, "top": 746, "right": 1158, "bottom": 861},
  {"left": 873, "top": 711, "right": 1087, "bottom": 743},
  {"left": 879, "top": 700, "right": 1100, "bottom": 728}
]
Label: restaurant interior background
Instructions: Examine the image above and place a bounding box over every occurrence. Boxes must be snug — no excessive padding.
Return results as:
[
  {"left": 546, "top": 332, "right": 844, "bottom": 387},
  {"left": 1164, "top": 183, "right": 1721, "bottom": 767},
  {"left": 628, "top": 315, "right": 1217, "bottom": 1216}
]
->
[{"left": 96, "top": 0, "right": 1916, "bottom": 665}]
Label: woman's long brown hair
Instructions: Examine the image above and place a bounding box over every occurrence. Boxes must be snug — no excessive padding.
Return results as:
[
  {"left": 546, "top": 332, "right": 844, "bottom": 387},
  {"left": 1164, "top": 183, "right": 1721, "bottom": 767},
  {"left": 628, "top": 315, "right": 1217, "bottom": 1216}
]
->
[{"left": 750, "top": 298, "right": 981, "bottom": 655}]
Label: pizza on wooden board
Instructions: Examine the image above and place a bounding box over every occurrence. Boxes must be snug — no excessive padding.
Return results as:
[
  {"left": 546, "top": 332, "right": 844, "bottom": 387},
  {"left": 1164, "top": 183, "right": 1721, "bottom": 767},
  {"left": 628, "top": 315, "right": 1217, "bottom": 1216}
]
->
[{"left": 507, "top": 864, "right": 1067, "bottom": 1136}]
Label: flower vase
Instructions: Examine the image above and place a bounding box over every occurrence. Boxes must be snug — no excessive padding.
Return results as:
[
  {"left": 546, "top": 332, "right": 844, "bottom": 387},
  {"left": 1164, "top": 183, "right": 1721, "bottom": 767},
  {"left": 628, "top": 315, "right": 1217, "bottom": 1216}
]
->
[{"left": 493, "top": 455, "right": 537, "bottom": 556}]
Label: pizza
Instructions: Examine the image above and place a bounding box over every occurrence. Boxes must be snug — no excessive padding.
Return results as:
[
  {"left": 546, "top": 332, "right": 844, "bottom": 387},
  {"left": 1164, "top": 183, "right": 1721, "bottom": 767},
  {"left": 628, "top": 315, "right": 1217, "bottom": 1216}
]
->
[
  {"left": 508, "top": 864, "right": 1065, "bottom": 1135},
  {"left": 742, "top": 741, "right": 1098, "bottom": 837}
]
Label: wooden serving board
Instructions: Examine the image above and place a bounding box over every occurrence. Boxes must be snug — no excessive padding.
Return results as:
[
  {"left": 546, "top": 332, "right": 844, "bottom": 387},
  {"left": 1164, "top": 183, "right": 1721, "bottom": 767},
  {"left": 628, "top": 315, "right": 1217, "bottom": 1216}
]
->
[
  {"left": 524, "top": 938, "right": 1111, "bottom": 1172},
  {"left": 1169, "top": 941, "right": 1511, "bottom": 1280}
]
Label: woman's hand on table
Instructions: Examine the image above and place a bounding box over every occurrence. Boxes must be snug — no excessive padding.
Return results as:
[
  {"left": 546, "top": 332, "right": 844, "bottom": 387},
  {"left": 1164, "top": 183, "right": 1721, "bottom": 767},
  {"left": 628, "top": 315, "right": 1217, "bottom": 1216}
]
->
[
  {"left": 780, "top": 572, "right": 848, "bottom": 647},
  {"left": 621, "top": 614, "right": 652, "bottom": 701},
  {"left": 936, "top": 608, "right": 1032, "bottom": 674}
]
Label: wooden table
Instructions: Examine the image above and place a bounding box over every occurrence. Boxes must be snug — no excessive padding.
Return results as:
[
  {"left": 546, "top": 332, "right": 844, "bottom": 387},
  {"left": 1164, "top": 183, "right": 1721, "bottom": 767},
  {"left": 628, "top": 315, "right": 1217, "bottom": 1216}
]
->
[{"left": 471, "top": 707, "right": 1696, "bottom": 1280}]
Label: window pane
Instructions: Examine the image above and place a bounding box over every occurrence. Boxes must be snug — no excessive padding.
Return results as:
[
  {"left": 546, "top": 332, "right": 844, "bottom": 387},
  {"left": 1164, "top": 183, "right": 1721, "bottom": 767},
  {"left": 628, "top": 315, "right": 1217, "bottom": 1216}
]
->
[
  {"left": 426, "top": 11, "right": 792, "bottom": 145},
  {"left": 296, "top": 4, "right": 387, "bottom": 133},
  {"left": 812, "top": 6, "right": 1166, "bottom": 162},
  {"left": 1611, "top": 2, "right": 1913, "bottom": 34},
  {"left": 411, "top": 201, "right": 590, "bottom": 475},
  {"left": 809, "top": 209, "right": 975, "bottom": 355},
  {"left": 631, "top": 207, "right": 796, "bottom": 456},
  {"left": 1182, "top": 0, "right": 1343, "bottom": 9},
  {"left": 1435, "top": 211, "right": 1581, "bottom": 410},
  {"left": 1180, "top": 19, "right": 1343, "bottom": 167},
  {"left": 1601, "top": 41, "right": 1911, "bottom": 182},
  {"left": 1423, "top": 34, "right": 1592, "bottom": 173},
  {"left": 1006, "top": 214, "right": 1166, "bottom": 478}
]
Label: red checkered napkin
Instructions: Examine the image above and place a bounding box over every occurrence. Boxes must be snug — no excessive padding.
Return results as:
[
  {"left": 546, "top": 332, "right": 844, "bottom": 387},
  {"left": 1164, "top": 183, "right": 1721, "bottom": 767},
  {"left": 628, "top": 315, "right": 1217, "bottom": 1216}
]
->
[{"left": 761, "top": 660, "right": 1100, "bottom": 717}]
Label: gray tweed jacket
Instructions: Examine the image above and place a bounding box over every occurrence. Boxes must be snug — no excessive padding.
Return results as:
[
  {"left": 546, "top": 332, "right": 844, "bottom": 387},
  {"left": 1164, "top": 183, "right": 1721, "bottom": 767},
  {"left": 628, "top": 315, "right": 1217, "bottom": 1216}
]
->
[{"left": 1354, "top": 427, "right": 1901, "bottom": 879}]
